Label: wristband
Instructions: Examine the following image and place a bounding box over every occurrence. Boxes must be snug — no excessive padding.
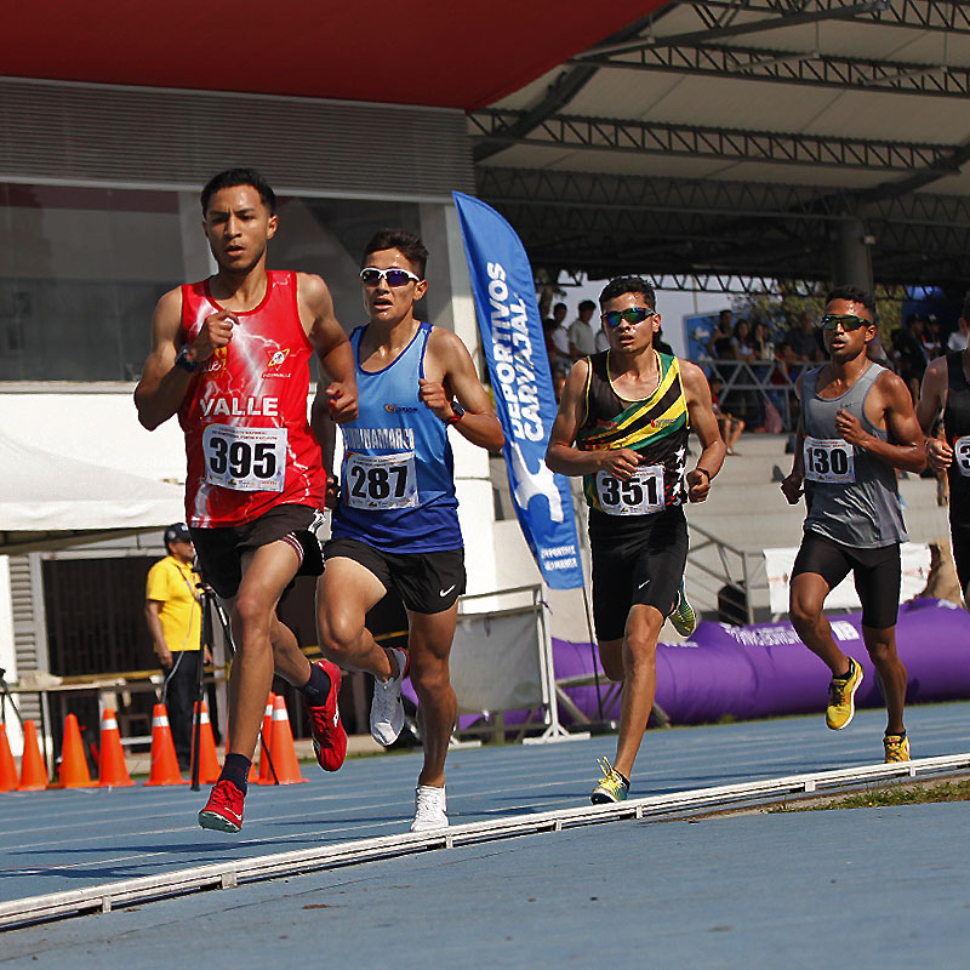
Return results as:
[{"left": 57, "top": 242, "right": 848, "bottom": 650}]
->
[
  {"left": 174, "top": 344, "right": 200, "bottom": 373},
  {"left": 694, "top": 467, "right": 712, "bottom": 482}
]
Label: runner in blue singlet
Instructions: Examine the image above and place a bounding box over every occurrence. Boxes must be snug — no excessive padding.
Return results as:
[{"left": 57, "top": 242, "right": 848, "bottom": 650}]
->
[{"left": 313, "top": 230, "right": 504, "bottom": 832}]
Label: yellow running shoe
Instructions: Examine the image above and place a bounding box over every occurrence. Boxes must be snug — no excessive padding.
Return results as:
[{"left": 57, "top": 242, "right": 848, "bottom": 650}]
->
[
  {"left": 825, "top": 657, "right": 864, "bottom": 730},
  {"left": 669, "top": 579, "right": 697, "bottom": 637},
  {"left": 590, "top": 757, "right": 629, "bottom": 804},
  {"left": 884, "top": 733, "right": 911, "bottom": 763}
]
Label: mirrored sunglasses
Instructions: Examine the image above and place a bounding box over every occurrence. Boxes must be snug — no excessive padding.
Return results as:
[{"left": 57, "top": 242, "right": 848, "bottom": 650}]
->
[
  {"left": 603, "top": 306, "right": 657, "bottom": 329},
  {"left": 820, "top": 313, "right": 870, "bottom": 331},
  {"left": 360, "top": 267, "right": 422, "bottom": 287}
]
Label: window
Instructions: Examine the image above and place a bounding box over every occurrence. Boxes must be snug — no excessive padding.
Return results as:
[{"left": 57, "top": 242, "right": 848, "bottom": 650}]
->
[{"left": 0, "top": 183, "right": 183, "bottom": 381}]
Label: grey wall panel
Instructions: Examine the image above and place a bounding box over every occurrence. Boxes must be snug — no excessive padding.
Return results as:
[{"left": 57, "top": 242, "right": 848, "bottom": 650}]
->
[{"left": 0, "top": 79, "right": 475, "bottom": 201}]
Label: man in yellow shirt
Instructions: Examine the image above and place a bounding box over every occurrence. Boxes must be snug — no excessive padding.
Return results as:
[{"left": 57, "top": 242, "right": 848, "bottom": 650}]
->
[{"left": 145, "top": 523, "right": 206, "bottom": 771}]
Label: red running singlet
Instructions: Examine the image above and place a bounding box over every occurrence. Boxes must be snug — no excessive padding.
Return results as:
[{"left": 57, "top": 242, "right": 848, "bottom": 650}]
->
[{"left": 177, "top": 271, "right": 325, "bottom": 528}]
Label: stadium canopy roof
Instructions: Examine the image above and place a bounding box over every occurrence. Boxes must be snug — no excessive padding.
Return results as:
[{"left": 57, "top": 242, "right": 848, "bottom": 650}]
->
[
  {"left": 6, "top": 0, "right": 970, "bottom": 294},
  {"left": 472, "top": 0, "right": 970, "bottom": 294}
]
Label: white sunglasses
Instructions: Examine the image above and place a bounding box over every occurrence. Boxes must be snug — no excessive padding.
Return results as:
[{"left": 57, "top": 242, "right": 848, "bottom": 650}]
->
[{"left": 359, "top": 267, "right": 422, "bottom": 287}]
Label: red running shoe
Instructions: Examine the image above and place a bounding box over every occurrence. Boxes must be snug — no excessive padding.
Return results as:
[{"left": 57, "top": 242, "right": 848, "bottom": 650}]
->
[
  {"left": 307, "top": 660, "right": 347, "bottom": 772},
  {"left": 198, "top": 778, "right": 245, "bottom": 833}
]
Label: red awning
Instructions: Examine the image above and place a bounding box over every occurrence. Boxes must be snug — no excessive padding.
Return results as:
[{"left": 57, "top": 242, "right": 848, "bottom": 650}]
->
[{"left": 3, "top": 2, "right": 663, "bottom": 110}]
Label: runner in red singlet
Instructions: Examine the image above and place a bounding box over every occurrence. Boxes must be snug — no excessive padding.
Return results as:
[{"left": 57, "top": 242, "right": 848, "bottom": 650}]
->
[{"left": 135, "top": 168, "right": 358, "bottom": 832}]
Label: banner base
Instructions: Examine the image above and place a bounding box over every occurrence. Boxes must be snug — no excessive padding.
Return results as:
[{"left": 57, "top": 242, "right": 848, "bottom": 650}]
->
[{"left": 522, "top": 725, "right": 591, "bottom": 745}]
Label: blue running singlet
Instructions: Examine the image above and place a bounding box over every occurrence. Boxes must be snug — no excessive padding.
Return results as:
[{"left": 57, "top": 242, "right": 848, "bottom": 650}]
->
[{"left": 330, "top": 322, "right": 462, "bottom": 553}]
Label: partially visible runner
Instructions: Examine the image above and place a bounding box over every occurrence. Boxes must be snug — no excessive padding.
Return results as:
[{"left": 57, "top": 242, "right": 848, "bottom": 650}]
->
[
  {"left": 134, "top": 168, "right": 358, "bottom": 832},
  {"left": 546, "top": 276, "right": 725, "bottom": 804},
  {"left": 314, "top": 230, "right": 504, "bottom": 831},
  {"left": 781, "top": 285, "right": 925, "bottom": 763},
  {"left": 917, "top": 290, "right": 970, "bottom": 601}
]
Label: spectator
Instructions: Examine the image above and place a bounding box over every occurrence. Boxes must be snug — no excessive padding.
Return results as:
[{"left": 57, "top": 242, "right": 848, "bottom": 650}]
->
[
  {"left": 145, "top": 523, "right": 207, "bottom": 772},
  {"left": 948, "top": 313, "right": 970, "bottom": 353},
  {"left": 707, "top": 309, "right": 735, "bottom": 359},
  {"left": 893, "top": 314, "right": 927, "bottom": 402},
  {"left": 547, "top": 301, "right": 573, "bottom": 371},
  {"left": 568, "top": 300, "right": 598, "bottom": 357},
  {"left": 710, "top": 375, "right": 745, "bottom": 456},
  {"left": 787, "top": 309, "right": 823, "bottom": 362},
  {"left": 732, "top": 319, "right": 754, "bottom": 360},
  {"left": 769, "top": 340, "right": 801, "bottom": 428},
  {"left": 748, "top": 321, "right": 772, "bottom": 360}
]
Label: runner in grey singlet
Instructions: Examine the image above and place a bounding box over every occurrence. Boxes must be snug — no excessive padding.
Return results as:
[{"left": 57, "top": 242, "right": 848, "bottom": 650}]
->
[{"left": 800, "top": 361, "right": 907, "bottom": 548}]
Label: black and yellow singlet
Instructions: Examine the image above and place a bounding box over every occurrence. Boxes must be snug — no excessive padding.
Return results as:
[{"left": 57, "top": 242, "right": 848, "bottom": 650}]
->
[{"left": 576, "top": 350, "right": 690, "bottom": 515}]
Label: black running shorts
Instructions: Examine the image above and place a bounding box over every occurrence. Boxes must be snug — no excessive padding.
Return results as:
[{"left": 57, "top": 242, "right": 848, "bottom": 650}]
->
[
  {"left": 323, "top": 536, "right": 466, "bottom": 614},
  {"left": 791, "top": 529, "right": 901, "bottom": 630},
  {"left": 189, "top": 503, "right": 323, "bottom": 599},
  {"left": 589, "top": 505, "right": 689, "bottom": 642}
]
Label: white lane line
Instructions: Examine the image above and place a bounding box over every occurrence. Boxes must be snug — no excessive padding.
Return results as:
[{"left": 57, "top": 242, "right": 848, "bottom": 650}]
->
[{"left": 3, "top": 751, "right": 967, "bottom": 929}]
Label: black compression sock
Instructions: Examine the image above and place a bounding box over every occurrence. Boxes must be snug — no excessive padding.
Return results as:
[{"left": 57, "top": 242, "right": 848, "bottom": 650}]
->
[
  {"left": 299, "top": 662, "right": 332, "bottom": 705},
  {"left": 836, "top": 659, "right": 854, "bottom": 680},
  {"left": 220, "top": 753, "right": 251, "bottom": 794}
]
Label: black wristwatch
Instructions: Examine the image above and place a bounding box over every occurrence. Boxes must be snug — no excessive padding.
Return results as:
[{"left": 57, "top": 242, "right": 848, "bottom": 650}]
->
[
  {"left": 174, "top": 344, "right": 201, "bottom": 373},
  {"left": 447, "top": 400, "right": 465, "bottom": 424}
]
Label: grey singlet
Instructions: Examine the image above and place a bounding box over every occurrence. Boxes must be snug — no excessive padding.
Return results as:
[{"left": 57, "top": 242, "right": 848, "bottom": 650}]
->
[{"left": 799, "top": 361, "right": 907, "bottom": 548}]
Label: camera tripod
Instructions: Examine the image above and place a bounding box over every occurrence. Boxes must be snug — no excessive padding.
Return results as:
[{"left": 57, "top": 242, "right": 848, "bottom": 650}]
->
[
  {"left": 190, "top": 578, "right": 278, "bottom": 791},
  {"left": 0, "top": 665, "right": 24, "bottom": 731}
]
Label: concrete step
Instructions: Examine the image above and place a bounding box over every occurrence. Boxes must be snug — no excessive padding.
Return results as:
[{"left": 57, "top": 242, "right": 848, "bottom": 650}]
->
[
  {"left": 686, "top": 508, "right": 803, "bottom": 552},
  {"left": 687, "top": 503, "right": 949, "bottom": 552},
  {"left": 692, "top": 476, "right": 943, "bottom": 519}
]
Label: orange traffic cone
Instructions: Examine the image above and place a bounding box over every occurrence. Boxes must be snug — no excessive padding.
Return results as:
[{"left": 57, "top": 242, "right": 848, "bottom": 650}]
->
[
  {"left": 144, "top": 703, "right": 187, "bottom": 786},
  {"left": 257, "top": 692, "right": 276, "bottom": 785},
  {"left": 0, "top": 723, "right": 17, "bottom": 792},
  {"left": 191, "top": 701, "right": 221, "bottom": 784},
  {"left": 58, "top": 713, "right": 95, "bottom": 788},
  {"left": 17, "top": 720, "right": 48, "bottom": 791},
  {"left": 268, "top": 695, "right": 306, "bottom": 785},
  {"left": 97, "top": 709, "right": 134, "bottom": 787}
]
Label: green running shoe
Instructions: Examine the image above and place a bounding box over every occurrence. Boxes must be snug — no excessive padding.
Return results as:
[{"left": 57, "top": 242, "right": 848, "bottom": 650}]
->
[
  {"left": 590, "top": 757, "right": 629, "bottom": 805},
  {"left": 669, "top": 579, "right": 697, "bottom": 637}
]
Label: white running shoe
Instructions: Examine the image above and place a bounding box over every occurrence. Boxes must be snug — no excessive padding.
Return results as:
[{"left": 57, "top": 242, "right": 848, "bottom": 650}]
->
[
  {"left": 410, "top": 784, "right": 448, "bottom": 832},
  {"left": 370, "top": 646, "right": 408, "bottom": 746}
]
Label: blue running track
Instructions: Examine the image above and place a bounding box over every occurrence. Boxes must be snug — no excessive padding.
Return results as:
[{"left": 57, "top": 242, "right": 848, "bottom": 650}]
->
[{"left": 1, "top": 703, "right": 968, "bottom": 967}]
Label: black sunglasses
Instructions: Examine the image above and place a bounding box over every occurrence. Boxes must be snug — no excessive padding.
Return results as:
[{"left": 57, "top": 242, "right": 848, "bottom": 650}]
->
[
  {"left": 820, "top": 313, "right": 870, "bottom": 331},
  {"left": 360, "top": 267, "right": 422, "bottom": 287},
  {"left": 603, "top": 306, "right": 657, "bottom": 329}
]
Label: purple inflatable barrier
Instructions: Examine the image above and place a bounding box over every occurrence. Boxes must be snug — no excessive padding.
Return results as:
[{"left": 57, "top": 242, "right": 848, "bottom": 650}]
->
[{"left": 556, "top": 597, "right": 970, "bottom": 725}]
